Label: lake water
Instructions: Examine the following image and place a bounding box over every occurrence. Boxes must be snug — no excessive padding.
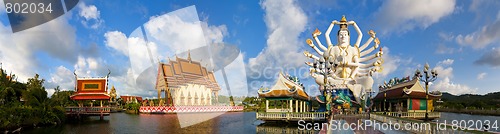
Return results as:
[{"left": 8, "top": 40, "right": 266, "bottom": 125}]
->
[{"left": 23, "top": 112, "right": 500, "bottom": 133}]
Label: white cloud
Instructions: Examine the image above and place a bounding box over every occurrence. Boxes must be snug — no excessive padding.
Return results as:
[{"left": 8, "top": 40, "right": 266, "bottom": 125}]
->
[
  {"left": 373, "top": 0, "right": 456, "bottom": 34},
  {"left": 143, "top": 12, "right": 206, "bottom": 54},
  {"left": 433, "top": 77, "right": 477, "bottom": 95},
  {"left": 201, "top": 23, "right": 228, "bottom": 45},
  {"left": 379, "top": 47, "right": 407, "bottom": 77},
  {"left": 437, "top": 59, "right": 454, "bottom": 66},
  {"left": 46, "top": 66, "right": 75, "bottom": 96},
  {"left": 455, "top": 19, "right": 500, "bottom": 49},
  {"left": 248, "top": 0, "right": 307, "bottom": 80},
  {"left": 74, "top": 56, "right": 106, "bottom": 77},
  {"left": 78, "top": 2, "right": 103, "bottom": 29},
  {"left": 434, "top": 65, "right": 453, "bottom": 79},
  {"left": 477, "top": 72, "right": 486, "bottom": 80},
  {"left": 104, "top": 31, "right": 129, "bottom": 56},
  {"left": 0, "top": 11, "right": 77, "bottom": 82},
  {"left": 431, "top": 59, "right": 477, "bottom": 95}
]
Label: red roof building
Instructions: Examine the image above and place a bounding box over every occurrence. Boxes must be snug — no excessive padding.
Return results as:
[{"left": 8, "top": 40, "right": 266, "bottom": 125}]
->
[
  {"left": 121, "top": 96, "right": 143, "bottom": 103},
  {"left": 70, "top": 73, "right": 111, "bottom": 107},
  {"left": 372, "top": 77, "right": 442, "bottom": 119}
]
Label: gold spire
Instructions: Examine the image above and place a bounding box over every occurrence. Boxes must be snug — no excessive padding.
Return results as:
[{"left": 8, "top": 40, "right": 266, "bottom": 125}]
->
[
  {"left": 340, "top": 15, "right": 348, "bottom": 30},
  {"left": 340, "top": 15, "right": 347, "bottom": 23}
]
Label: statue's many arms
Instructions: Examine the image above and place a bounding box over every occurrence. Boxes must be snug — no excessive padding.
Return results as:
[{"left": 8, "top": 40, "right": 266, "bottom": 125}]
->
[{"left": 304, "top": 16, "right": 384, "bottom": 105}]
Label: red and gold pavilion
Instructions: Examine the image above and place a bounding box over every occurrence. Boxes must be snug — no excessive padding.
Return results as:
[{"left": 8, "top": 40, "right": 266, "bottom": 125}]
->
[
  {"left": 70, "top": 72, "right": 111, "bottom": 107},
  {"left": 372, "top": 76, "right": 442, "bottom": 120}
]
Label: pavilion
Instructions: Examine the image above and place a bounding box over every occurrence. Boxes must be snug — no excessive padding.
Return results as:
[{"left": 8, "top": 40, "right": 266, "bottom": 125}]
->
[
  {"left": 66, "top": 72, "right": 111, "bottom": 119},
  {"left": 372, "top": 76, "right": 442, "bottom": 120},
  {"left": 256, "top": 72, "right": 327, "bottom": 122}
]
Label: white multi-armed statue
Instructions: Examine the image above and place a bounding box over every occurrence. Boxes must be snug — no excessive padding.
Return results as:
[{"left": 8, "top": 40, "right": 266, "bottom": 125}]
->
[{"left": 304, "top": 16, "right": 384, "bottom": 106}]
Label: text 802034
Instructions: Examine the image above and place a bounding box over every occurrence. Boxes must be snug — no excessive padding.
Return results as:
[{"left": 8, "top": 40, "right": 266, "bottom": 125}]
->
[{"left": 5, "top": 2, "right": 52, "bottom": 14}]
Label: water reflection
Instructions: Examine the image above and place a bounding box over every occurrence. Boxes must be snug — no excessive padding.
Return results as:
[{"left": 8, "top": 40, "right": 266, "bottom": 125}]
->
[
  {"left": 21, "top": 112, "right": 500, "bottom": 133},
  {"left": 24, "top": 112, "right": 257, "bottom": 134}
]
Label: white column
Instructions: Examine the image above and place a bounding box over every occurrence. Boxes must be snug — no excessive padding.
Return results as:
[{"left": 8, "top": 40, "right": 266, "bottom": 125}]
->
[
  {"left": 295, "top": 100, "right": 298, "bottom": 112},
  {"left": 266, "top": 100, "right": 269, "bottom": 112},
  {"left": 304, "top": 101, "right": 306, "bottom": 112},
  {"left": 302, "top": 101, "right": 305, "bottom": 112},
  {"left": 289, "top": 100, "right": 293, "bottom": 112}
]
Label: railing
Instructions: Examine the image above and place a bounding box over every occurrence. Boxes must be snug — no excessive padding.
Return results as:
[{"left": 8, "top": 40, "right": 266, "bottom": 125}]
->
[
  {"left": 256, "top": 112, "right": 328, "bottom": 121},
  {"left": 139, "top": 106, "right": 244, "bottom": 113},
  {"left": 376, "top": 112, "right": 440, "bottom": 119},
  {"left": 65, "top": 106, "right": 111, "bottom": 114}
]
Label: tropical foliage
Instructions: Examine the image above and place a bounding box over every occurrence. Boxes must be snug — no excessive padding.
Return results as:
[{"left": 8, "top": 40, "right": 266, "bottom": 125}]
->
[
  {"left": 435, "top": 92, "right": 500, "bottom": 116},
  {"left": 0, "top": 68, "right": 76, "bottom": 130}
]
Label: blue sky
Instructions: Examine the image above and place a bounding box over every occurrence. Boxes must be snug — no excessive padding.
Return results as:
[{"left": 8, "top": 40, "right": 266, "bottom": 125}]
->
[{"left": 0, "top": 0, "right": 499, "bottom": 98}]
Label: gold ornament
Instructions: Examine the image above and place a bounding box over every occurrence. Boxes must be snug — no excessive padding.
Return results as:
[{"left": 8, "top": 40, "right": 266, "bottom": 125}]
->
[
  {"left": 306, "top": 39, "right": 313, "bottom": 45},
  {"left": 340, "top": 15, "right": 347, "bottom": 23},
  {"left": 313, "top": 28, "right": 321, "bottom": 37}
]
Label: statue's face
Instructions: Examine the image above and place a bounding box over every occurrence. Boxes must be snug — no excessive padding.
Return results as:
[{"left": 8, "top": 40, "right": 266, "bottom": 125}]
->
[{"left": 338, "top": 30, "right": 349, "bottom": 46}]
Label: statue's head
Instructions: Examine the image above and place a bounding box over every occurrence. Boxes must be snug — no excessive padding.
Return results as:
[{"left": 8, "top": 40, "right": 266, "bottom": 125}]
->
[
  {"left": 337, "top": 15, "right": 350, "bottom": 47},
  {"left": 337, "top": 24, "right": 350, "bottom": 47}
]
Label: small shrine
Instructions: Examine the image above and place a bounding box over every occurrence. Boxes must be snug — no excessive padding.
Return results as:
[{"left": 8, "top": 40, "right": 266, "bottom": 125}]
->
[
  {"left": 256, "top": 72, "right": 327, "bottom": 122},
  {"left": 70, "top": 71, "right": 111, "bottom": 106},
  {"left": 372, "top": 76, "right": 442, "bottom": 120},
  {"left": 66, "top": 71, "right": 111, "bottom": 119}
]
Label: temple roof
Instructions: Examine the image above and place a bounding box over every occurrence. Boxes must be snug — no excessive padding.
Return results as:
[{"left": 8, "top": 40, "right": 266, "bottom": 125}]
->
[
  {"left": 373, "top": 78, "right": 441, "bottom": 100},
  {"left": 156, "top": 55, "right": 221, "bottom": 91},
  {"left": 71, "top": 75, "right": 110, "bottom": 101},
  {"left": 120, "top": 96, "right": 143, "bottom": 102},
  {"left": 258, "top": 72, "right": 309, "bottom": 101}
]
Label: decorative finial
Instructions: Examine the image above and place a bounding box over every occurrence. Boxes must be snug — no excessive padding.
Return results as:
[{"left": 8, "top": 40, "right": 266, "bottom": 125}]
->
[
  {"left": 340, "top": 15, "right": 347, "bottom": 23},
  {"left": 340, "top": 15, "right": 348, "bottom": 29},
  {"left": 313, "top": 28, "right": 321, "bottom": 37}
]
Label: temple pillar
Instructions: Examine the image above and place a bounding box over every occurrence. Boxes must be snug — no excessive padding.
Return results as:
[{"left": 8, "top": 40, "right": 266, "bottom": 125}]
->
[
  {"left": 295, "top": 100, "right": 298, "bottom": 112},
  {"left": 289, "top": 100, "right": 292, "bottom": 112},
  {"left": 266, "top": 100, "right": 269, "bottom": 112},
  {"left": 158, "top": 90, "right": 162, "bottom": 102},
  {"left": 165, "top": 89, "right": 169, "bottom": 106},
  {"left": 303, "top": 101, "right": 306, "bottom": 112}
]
